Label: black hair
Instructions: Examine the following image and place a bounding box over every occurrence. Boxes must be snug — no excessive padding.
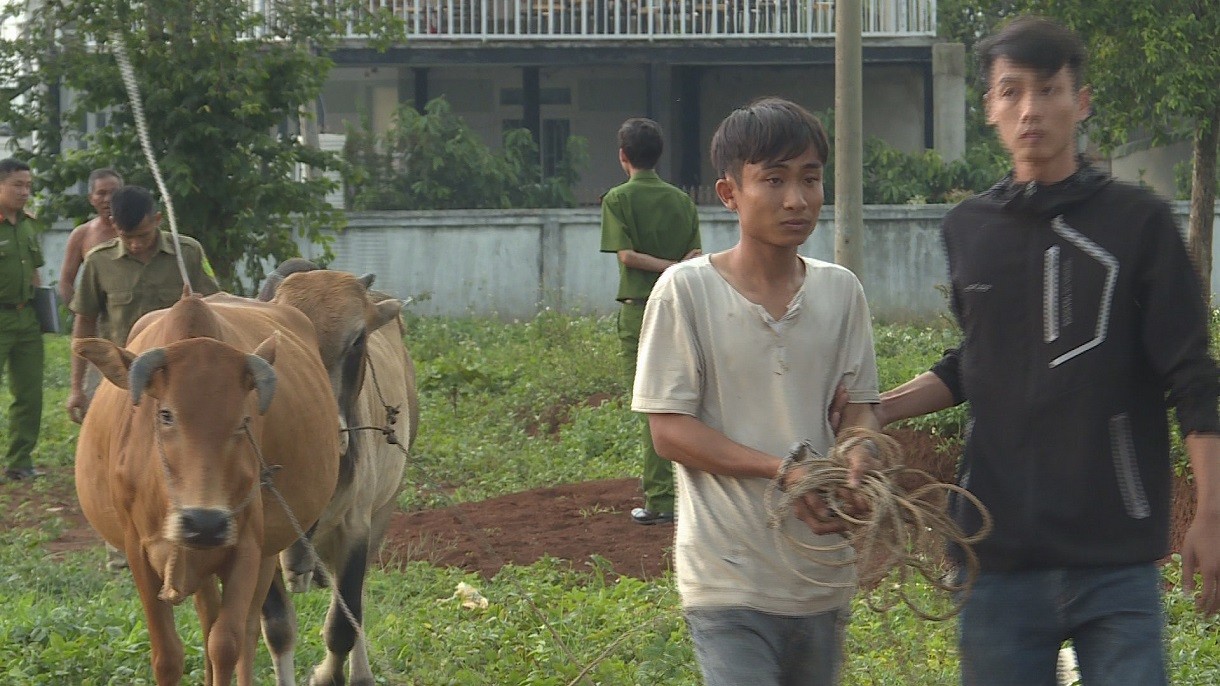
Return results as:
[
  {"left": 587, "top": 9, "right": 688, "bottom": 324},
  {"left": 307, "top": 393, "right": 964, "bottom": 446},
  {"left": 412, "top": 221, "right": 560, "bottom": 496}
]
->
[
  {"left": 709, "top": 97, "right": 829, "bottom": 182},
  {"left": 109, "top": 185, "right": 157, "bottom": 233},
  {"left": 618, "top": 118, "right": 664, "bottom": 170},
  {"left": 0, "top": 158, "right": 31, "bottom": 183},
  {"left": 976, "top": 16, "right": 1087, "bottom": 91},
  {"left": 88, "top": 168, "right": 124, "bottom": 192}
]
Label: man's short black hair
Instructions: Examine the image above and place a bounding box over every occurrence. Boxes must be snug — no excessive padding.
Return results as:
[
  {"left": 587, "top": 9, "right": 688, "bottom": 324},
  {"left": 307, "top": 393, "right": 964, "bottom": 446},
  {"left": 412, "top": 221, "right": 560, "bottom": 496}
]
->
[
  {"left": 110, "top": 185, "right": 157, "bottom": 233},
  {"left": 88, "top": 168, "right": 123, "bottom": 192},
  {"left": 976, "top": 16, "right": 1087, "bottom": 91},
  {"left": 618, "top": 118, "right": 664, "bottom": 170},
  {"left": 709, "top": 97, "right": 829, "bottom": 182},
  {"left": 0, "top": 158, "right": 31, "bottom": 183}
]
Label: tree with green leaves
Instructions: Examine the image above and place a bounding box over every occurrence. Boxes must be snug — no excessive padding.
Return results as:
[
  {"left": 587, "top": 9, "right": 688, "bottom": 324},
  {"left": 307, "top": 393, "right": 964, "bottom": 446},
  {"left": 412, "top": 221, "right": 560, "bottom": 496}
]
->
[
  {"left": 1035, "top": 1, "right": 1219, "bottom": 292},
  {"left": 0, "top": 0, "right": 402, "bottom": 291},
  {"left": 939, "top": 1, "right": 1220, "bottom": 291}
]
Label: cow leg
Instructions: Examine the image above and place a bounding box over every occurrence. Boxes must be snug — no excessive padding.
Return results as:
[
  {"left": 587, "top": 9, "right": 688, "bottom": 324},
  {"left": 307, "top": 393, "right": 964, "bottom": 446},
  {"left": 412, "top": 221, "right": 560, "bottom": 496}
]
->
[
  {"left": 281, "top": 525, "right": 318, "bottom": 592},
  {"left": 310, "top": 539, "right": 370, "bottom": 686},
  {"left": 194, "top": 577, "right": 222, "bottom": 686},
  {"left": 261, "top": 569, "right": 298, "bottom": 686},
  {"left": 237, "top": 556, "right": 280, "bottom": 686},
  {"left": 367, "top": 502, "right": 395, "bottom": 564},
  {"left": 209, "top": 539, "right": 264, "bottom": 686},
  {"left": 351, "top": 504, "right": 398, "bottom": 685},
  {"left": 125, "top": 539, "right": 184, "bottom": 685}
]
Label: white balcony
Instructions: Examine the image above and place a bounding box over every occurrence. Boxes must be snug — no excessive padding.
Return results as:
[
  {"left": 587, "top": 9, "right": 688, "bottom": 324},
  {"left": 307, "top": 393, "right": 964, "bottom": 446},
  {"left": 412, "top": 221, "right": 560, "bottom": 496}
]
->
[{"left": 257, "top": 0, "right": 935, "bottom": 41}]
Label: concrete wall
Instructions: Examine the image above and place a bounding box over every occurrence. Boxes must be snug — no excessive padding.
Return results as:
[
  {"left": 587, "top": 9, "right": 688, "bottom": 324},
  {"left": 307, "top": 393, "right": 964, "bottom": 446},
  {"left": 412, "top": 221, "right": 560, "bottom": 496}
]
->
[
  {"left": 1109, "top": 139, "right": 1192, "bottom": 202},
  {"left": 40, "top": 203, "right": 1219, "bottom": 323}
]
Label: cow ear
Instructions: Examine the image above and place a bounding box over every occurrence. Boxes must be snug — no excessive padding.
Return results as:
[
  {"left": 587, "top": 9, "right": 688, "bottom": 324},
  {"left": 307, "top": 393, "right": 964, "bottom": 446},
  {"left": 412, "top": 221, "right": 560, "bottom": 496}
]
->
[
  {"left": 73, "top": 338, "right": 135, "bottom": 390},
  {"left": 370, "top": 299, "right": 403, "bottom": 332}
]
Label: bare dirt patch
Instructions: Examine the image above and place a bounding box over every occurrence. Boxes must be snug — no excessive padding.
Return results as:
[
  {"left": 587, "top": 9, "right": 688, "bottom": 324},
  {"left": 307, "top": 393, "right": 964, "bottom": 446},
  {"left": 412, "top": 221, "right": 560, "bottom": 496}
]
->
[{"left": 6, "top": 429, "right": 1197, "bottom": 580}]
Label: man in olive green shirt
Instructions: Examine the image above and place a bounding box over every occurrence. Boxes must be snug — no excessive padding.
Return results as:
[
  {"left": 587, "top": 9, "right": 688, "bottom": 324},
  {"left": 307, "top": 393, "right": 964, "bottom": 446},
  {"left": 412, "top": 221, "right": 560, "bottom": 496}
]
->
[
  {"left": 67, "top": 184, "right": 219, "bottom": 423},
  {"left": 0, "top": 158, "right": 45, "bottom": 482},
  {"left": 599, "top": 118, "right": 701, "bottom": 525}
]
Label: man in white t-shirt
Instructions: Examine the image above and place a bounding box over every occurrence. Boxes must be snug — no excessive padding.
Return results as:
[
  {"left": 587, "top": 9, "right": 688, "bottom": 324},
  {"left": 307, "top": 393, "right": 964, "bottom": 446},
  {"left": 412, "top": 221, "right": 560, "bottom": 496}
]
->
[{"left": 633, "top": 97, "right": 881, "bottom": 686}]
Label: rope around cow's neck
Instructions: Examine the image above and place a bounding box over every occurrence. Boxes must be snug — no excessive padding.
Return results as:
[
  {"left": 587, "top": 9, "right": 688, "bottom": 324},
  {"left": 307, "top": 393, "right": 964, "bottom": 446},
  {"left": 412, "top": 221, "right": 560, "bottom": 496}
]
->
[
  {"left": 764, "top": 427, "right": 993, "bottom": 621},
  {"left": 152, "top": 409, "right": 276, "bottom": 604}
]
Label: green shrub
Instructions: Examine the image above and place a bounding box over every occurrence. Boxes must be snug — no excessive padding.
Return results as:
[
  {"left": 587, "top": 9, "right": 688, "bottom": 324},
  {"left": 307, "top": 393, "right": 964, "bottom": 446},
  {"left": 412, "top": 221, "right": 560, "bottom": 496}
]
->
[
  {"left": 817, "top": 108, "right": 1009, "bottom": 205},
  {"left": 344, "top": 97, "right": 588, "bottom": 210}
]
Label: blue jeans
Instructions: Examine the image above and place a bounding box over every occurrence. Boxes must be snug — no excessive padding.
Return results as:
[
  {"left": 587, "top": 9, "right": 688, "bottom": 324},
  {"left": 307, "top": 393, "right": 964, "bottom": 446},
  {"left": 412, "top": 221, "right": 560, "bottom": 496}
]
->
[
  {"left": 685, "top": 607, "right": 848, "bottom": 686},
  {"left": 958, "top": 563, "right": 1166, "bottom": 686}
]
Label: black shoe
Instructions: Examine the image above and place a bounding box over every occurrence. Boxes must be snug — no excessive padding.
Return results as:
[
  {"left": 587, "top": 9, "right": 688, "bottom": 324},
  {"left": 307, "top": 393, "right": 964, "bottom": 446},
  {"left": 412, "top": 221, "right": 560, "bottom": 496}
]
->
[
  {"left": 4, "top": 467, "right": 45, "bottom": 482},
  {"left": 631, "top": 507, "right": 675, "bottom": 525}
]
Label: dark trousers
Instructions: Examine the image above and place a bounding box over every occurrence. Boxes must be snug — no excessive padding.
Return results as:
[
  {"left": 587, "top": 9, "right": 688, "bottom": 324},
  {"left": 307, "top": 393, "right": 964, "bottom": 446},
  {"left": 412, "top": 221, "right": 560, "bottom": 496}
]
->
[
  {"left": 0, "top": 308, "right": 43, "bottom": 471},
  {"left": 618, "top": 301, "right": 673, "bottom": 513}
]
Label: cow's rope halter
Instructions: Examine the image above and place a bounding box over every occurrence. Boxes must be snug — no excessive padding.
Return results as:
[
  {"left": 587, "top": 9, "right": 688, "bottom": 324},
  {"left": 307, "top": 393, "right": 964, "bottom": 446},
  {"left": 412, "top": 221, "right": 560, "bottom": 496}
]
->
[
  {"left": 763, "top": 427, "right": 993, "bottom": 621},
  {"left": 153, "top": 405, "right": 279, "bottom": 603},
  {"left": 113, "top": 25, "right": 605, "bottom": 676},
  {"left": 340, "top": 359, "right": 402, "bottom": 444},
  {"left": 109, "top": 30, "right": 408, "bottom": 678}
]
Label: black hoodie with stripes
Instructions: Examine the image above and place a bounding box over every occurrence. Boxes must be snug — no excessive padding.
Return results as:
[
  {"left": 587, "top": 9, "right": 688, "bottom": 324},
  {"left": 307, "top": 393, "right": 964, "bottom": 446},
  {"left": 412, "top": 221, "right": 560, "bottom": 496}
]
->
[{"left": 930, "top": 162, "right": 1220, "bottom": 572}]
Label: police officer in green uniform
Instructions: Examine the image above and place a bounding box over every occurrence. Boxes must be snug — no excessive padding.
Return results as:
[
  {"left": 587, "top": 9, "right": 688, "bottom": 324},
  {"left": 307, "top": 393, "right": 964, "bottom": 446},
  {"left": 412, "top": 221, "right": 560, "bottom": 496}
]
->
[
  {"left": 600, "top": 118, "right": 702, "bottom": 525},
  {"left": 0, "top": 159, "right": 45, "bottom": 482},
  {"left": 66, "top": 184, "right": 219, "bottom": 423}
]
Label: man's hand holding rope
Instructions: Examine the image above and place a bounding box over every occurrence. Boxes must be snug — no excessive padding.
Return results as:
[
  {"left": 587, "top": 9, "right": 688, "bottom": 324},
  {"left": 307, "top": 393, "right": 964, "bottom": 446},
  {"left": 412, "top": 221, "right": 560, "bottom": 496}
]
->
[{"left": 781, "top": 438, "right": 884, "bottom": 536}]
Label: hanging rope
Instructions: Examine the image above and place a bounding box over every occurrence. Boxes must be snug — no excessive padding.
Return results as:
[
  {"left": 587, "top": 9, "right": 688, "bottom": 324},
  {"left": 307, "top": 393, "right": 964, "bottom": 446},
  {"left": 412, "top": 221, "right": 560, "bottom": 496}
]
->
[
  {"left": 764, "top": 427, "right": 993, "bottom": 620},
  {"left": 109, "top": 32, "right": 193, "bottom": 294}
]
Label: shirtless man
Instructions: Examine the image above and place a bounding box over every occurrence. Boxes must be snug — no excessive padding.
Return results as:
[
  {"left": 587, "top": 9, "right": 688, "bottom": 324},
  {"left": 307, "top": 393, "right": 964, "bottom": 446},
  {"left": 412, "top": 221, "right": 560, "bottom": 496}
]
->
[{"left": 57, "top": 168, "right": 122, "bottom": 304}]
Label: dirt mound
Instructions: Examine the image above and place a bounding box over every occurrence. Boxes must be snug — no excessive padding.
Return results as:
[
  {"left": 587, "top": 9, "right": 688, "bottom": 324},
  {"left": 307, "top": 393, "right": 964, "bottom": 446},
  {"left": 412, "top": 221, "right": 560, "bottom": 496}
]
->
[
  {"left": 7, "top": 427, "right": 1197, "bottom": 580},
  {"left": 382, "top": 477, "right": 674, "bottom": 579}
]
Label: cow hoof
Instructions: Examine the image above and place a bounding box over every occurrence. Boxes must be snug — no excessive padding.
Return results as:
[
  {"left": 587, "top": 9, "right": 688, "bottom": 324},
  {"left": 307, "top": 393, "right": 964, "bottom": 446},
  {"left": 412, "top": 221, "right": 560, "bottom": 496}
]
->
[{"left": 308, "top": 667, "right": 344, "bottom": 686}]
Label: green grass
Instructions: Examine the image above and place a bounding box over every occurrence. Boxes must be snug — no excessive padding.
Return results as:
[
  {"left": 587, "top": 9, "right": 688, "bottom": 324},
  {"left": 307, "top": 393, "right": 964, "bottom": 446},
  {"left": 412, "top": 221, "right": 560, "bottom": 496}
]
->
[{"left": 3, "top": 315, "right": 1219, "bottom": 684}]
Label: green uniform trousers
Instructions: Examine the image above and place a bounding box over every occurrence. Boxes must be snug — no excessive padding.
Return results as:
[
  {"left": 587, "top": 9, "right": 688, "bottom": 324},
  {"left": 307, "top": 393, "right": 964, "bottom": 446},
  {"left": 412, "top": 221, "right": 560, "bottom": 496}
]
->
[
  {"left": 0, "top": 307, "right": 43, "bottom": 472},
  {"left": 618, "top": 301, "right": 674, "bottom": 514}
]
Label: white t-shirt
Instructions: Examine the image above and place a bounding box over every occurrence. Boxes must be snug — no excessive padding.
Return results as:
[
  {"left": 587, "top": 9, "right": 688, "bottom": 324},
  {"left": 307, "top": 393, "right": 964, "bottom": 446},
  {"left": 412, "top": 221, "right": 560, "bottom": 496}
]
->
[{"left": 633, "top": 254, "right": 880, "bottom": 615}]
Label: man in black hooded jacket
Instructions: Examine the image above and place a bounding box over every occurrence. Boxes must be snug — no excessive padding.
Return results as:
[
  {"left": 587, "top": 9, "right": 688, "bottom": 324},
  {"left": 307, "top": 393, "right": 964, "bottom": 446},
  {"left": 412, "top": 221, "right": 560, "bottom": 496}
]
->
[{"left": 876, "top": 17, "right": 1220, "bottom": 686}]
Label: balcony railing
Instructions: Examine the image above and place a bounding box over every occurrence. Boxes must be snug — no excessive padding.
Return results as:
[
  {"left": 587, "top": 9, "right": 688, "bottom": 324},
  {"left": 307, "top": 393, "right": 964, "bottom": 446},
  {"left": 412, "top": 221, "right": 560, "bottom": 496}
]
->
[{"left": 256, "top": 0, "right": 934, "bottom": 41}]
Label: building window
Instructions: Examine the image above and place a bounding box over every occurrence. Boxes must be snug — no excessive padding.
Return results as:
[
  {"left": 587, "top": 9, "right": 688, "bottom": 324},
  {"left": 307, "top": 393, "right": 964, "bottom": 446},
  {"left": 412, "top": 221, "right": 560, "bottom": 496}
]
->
[
  {"left": 499, "top": 87, "right": 571, "bottom": 106},
  {"left": 503, "top": 118, "right": 571, "bottom": 178}
]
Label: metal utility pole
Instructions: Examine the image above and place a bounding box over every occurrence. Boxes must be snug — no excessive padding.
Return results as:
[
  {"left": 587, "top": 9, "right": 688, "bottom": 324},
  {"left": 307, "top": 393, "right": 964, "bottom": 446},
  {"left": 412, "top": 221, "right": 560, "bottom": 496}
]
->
[{"left": 834, "top": 0, "right": 864, "bottom": 274}]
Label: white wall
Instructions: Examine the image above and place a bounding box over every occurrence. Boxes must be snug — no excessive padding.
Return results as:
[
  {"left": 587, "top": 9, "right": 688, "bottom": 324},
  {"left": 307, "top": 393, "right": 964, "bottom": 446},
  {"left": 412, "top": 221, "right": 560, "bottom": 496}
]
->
[{"left": 40, "top": 203, "right": 1219, "bottom": 322}]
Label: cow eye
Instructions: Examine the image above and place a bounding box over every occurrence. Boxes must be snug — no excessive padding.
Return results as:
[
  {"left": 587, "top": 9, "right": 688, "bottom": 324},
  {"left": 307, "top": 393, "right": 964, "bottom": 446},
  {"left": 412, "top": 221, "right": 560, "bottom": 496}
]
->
[{"left": 157, "top": 408, "right": 175, "bottom": 426}]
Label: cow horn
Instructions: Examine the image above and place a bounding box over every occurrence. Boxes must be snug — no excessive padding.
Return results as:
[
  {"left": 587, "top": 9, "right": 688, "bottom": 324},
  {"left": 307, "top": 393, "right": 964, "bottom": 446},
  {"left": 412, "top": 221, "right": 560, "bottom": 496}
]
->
[
  {"left": 358, "top": 273, "right": 376, "bottom": 290},
  {"left": 129, "top": 348, "right": 168, "bottom": 406},
  {"left": 246, "top": 354, "right": 277, "bottom": 415}
]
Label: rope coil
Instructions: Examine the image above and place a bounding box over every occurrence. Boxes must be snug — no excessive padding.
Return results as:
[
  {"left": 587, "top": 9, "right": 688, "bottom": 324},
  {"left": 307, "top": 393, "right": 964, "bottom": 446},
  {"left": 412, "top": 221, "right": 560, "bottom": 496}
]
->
[{"left": 764, "top": 427, "right": 993, "bottom": 620}]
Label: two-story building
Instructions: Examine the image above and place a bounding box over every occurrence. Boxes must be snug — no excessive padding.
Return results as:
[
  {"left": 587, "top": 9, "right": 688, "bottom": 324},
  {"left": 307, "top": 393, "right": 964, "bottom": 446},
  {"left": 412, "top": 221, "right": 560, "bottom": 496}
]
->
[{"left": 305, "top": 0, "right": 964, "bottom": 202}]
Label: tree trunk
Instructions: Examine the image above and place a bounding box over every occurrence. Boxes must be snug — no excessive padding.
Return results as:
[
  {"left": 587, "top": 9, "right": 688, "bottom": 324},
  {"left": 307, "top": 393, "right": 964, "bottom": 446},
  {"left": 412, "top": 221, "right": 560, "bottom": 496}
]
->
[{"left": 1187, "top": 109, "right": 1219, "bottom": 301}]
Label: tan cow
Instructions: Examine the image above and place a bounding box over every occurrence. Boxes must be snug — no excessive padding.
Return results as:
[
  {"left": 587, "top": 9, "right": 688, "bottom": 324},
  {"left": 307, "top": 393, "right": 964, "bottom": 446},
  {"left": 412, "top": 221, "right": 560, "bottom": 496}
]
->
[
  {"left": 74, "top": 294, "right": 339, "bottom": 685},
  {"left": 259, "top": 262, "right": 418, "bottom": 686}
]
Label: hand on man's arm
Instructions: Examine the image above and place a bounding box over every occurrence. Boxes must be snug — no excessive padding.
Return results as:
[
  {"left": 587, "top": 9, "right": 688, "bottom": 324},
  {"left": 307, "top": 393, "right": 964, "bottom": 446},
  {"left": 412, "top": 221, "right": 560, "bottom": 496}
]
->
[
  {"left": 617, "top": 248, "right": 701, "bottom": 274},
  {"left": 791, "top": 402, "right": 884, "bottom": 535}
]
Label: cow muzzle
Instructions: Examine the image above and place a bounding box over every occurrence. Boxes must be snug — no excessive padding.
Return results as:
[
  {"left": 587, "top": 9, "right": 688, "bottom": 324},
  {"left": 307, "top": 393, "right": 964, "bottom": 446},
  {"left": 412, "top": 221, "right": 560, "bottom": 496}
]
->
[{"left": 171, "top": 507, "right": 235, "bottom": 549}]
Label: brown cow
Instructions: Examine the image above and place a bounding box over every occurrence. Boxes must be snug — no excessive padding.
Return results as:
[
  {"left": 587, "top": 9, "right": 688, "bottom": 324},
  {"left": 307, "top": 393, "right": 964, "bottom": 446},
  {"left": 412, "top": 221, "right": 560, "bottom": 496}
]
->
[
  {"left": 74, "top": 294, "right": 339, "bottom": 685},
  {"left": 259, "top": 262, "right": 418, "bottom": 686}
]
